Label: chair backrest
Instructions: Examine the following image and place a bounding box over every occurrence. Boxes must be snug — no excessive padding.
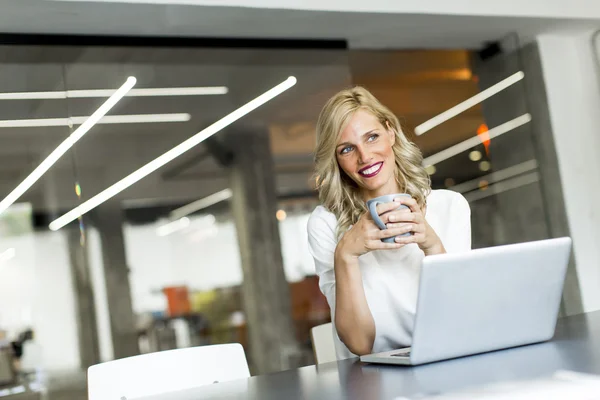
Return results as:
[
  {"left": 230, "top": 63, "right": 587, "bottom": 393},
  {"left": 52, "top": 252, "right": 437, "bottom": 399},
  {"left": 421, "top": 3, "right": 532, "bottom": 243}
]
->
[
  {"left": 88, "top": 343, "right": 250, "bottom": 400},
  {"left": 310, "top": 322, "right": 337, "bottom": 364}
]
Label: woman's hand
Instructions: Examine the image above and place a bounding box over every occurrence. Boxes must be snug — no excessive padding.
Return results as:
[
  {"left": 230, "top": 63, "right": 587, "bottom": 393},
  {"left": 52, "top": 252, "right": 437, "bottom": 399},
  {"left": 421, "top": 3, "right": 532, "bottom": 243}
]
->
[
  {"left": 335, "top": 202, "right": 408, "bottom": 261},
  {"left": 381, "top": 197, "right": 446, "bottom": 256}
]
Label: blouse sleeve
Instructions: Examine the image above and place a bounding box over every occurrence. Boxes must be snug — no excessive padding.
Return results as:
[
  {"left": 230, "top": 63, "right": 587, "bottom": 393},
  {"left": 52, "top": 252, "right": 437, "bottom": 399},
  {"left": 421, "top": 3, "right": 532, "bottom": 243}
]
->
[
  {"left": 307, "top": 207, "right": 355, "bottom": 358},
  {"left": 307, "top": 207, "right": 338, "bottom": 312},
  {"left": 444, "top": 192, "right": 472, "bottom": 253}
]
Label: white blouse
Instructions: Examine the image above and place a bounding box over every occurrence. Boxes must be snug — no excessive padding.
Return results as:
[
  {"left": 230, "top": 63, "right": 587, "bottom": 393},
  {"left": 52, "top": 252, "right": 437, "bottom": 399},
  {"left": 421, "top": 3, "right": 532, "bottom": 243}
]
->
[{"left": 307, "top": 189, "right": 472, "bottom": 359}]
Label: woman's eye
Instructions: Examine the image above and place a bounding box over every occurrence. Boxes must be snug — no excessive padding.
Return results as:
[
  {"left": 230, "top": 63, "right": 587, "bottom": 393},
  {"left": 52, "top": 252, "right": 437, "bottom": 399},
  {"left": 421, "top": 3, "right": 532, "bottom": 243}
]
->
[
  {"left": 367, "top": 134, "right": 379, "bottom": 142},
  {"left": 340, "top": 146, "right": 352, "bottom": 155}
]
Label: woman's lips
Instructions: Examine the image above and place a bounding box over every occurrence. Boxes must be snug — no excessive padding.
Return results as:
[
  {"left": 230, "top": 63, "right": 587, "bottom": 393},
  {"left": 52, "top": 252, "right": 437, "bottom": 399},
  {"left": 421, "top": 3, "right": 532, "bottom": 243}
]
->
[{"left": 358, "top": 162, "right": 383, "bottom": 178}]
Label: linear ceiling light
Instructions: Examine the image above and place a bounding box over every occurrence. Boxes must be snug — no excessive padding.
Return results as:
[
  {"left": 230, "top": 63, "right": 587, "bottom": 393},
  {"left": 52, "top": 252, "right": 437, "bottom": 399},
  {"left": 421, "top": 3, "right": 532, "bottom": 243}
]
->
[
  {"left": 0, "top": 77, "right": 136, "bottom": 216},
  {"left": 156, "top": 217, "right": 191, "bottom": 237},
  {"left": 422, "top": 113, "right": 531, "bottom": 167},
  {"left": 170, "top": 189, "right": 232, "bottom": 221},
  {"left": 49, "top": 76, "right": 297, "bottom": 231},
  {"left": 0, "top": 113, "right": 190, "bottom": 128},
  {"left": 0, "top": 248, "right": 16, "bottom": 263},
  {"left": 0, "top": 86, "right": 227, "bottom": 101},
  {"left": 414, "top": 71, "right": 525, "bottom": 136},
  {"left": 450, "top": 159, "right": 538, "bottom": 194},
  {"left": 464, "top": 172, "right": 540, "bottom": 203}
]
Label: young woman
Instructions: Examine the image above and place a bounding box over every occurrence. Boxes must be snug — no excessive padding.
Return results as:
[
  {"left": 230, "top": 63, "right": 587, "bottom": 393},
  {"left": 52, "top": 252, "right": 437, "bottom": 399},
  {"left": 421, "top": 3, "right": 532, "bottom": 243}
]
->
[{"left": 307, "top": 86, "right": 471, "bottom": 358}]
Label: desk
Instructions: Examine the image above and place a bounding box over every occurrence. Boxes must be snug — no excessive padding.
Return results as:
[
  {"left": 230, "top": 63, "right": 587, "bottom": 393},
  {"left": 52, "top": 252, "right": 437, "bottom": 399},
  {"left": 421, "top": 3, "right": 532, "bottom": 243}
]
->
[{"left": 142, "top": 310, "right": 600, "bottom": 400}]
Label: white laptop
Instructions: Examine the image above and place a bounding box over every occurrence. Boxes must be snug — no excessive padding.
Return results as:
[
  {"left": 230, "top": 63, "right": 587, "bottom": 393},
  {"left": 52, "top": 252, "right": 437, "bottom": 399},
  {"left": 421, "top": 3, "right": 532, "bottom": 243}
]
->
[{"left": 360, "top": 237, "right": 572, "bottom": 366}]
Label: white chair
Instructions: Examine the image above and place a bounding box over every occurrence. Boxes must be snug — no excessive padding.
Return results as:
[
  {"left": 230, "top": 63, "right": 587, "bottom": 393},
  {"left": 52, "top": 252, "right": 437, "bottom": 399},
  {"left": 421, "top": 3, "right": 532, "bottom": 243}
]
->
[
  {"left": 88, "top": 343, "right": 250, "bottom": 400},
  {"left": 310, "top": 322, "right": 338, "bottom": 364}
]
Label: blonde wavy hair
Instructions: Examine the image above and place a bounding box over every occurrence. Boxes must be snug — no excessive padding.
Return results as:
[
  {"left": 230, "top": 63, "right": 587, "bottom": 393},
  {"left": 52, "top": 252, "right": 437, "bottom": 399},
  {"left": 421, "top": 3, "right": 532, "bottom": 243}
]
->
[{"left": 314, "top": 86, "right": 431, "bottom": 237}]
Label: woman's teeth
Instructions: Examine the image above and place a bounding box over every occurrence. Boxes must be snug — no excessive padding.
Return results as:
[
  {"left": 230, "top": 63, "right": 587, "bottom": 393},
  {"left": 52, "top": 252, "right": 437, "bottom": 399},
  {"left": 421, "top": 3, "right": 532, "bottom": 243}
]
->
[{"left": 360, "top": 162, "right": 382, "bottom": 176}]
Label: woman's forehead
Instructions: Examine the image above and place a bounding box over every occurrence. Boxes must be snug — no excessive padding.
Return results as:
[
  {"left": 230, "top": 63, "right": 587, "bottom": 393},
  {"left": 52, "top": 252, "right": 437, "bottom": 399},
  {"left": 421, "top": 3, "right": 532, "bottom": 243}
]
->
[{"left": 337, "top": 110, "right": 383, "bottom": 141}]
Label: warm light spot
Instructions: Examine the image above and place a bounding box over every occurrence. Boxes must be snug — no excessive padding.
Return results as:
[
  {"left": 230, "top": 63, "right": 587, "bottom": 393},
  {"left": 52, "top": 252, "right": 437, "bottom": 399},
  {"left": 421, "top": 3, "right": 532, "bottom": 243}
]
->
[
  {"left": 478, "top": 180, "right": 489, "bottom": 191},
  {"left": 75, "top": 183, "right": 82, "bottom": 197},
  {"left": 425, "top": 165, "right": 436, "bottom": 175},
  {"left": 469, "top": 150, "right": 482, "bottom": 162},
  {"left": 276, "top": 210, "right": 287, "bottom": 221},
  {"left": 477, "top": 124, "right": 490, "bottom": 156},
  {"left": 444, "top": 178, "right": 456, "bottom": 188},
  {"left": 479, "top": 161, "right": 491, "bottom": 172}
]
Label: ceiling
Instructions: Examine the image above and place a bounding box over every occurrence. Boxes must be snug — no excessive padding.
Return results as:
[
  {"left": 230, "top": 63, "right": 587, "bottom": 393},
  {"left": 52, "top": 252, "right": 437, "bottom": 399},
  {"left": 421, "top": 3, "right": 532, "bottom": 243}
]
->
[
  {"left": 0, "top": 0, "right": 575, "bottom": 223},
  {"left": 1, "top": 1, "right": 599, "bottom": 49}
]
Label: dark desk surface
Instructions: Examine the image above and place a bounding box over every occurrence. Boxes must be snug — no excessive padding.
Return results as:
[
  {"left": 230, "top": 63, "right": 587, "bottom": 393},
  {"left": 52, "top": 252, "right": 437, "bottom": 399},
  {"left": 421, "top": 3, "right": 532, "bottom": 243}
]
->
[{"left": 146, "top": 310, "right": 600, "bottom": 400}]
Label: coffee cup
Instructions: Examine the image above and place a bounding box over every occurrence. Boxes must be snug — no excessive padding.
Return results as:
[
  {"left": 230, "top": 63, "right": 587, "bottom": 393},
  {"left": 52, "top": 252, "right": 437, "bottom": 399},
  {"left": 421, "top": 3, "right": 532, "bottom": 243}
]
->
[{"left": 366, "top": 193, "right": 412, "bottom": 243}]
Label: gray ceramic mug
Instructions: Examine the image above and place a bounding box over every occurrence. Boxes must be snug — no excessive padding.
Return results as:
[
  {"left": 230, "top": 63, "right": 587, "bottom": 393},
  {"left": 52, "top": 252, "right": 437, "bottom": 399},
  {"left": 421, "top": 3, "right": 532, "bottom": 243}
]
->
[{"left": 366, "top": 193, "right": 412, "bottom": 243}]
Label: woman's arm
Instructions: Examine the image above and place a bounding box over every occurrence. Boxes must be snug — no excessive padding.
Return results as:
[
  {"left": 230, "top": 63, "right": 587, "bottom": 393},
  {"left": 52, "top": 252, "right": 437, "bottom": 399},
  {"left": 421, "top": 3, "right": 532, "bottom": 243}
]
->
[
  {"left": 308, "top": 204, "right": 408, "bottom": 356},
  {"left": 333, "top": 251, "right": 376, "bottom": 355}
]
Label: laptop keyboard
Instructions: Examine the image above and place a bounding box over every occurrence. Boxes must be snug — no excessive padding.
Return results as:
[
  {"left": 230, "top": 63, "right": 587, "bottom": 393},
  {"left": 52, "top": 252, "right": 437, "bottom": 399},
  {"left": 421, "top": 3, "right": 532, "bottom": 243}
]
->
[{"left": 391, "top": 349, "right": 411, "bottom": 357}]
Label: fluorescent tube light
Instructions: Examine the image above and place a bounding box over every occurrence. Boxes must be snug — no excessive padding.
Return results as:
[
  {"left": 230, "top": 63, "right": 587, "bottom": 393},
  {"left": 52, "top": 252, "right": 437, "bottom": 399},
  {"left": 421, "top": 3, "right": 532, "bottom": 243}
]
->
[
  {"left": 0, "top": 248, "right": 16, "bottom": 263},
  {"left": 49, "top": 76, "right": 297, "bottom": 231},
  {"left": 450, "top": 159, "right": 538, "bottom": 194},
  {"left": 464, "top": 172, "right": 540, "bottom": 202},
  {"left": 0, "top": 77, "right": 136, "bottom": 216},
  {"left": 169, "top": 189, "right": 232, "bottom": 221},
  {"left": 0, "top": 86, "right": 227, "bottom": 101},
  {"left": 415, "top": 71, "right": 525, "bottom": 136},
  {"left": 156, "top": 217, "right": 190, "bottom": 237},
  {"left": 0, "top": 113, "right": 190, "bottom": 128},
  {"left": 422, "top": 113, "right": 531, "bottom": 167}
]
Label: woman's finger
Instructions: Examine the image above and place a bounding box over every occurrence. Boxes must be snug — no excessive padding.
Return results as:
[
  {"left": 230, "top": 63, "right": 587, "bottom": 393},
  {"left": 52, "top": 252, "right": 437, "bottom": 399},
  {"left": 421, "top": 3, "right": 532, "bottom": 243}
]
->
[
  {"left": 367, "top": 240, "right": 405, "bottom": 250},
  {"left": 393, "top": 196, "right": 421, "bottom": 214},
  {"left": 394, "top": 234, "right": 418, "bottom": 245},
  {"left": 375, "top": 226, "right": 413, "bottom": 239},
  {"left": 385, "top": 210, "right": 415, "bottom": 224},
  {"left": 385, "top": 222, "right": 426, "bottom": 234},
  {"left": 375, "top": 201, "right": 404, "bottom": 216}
]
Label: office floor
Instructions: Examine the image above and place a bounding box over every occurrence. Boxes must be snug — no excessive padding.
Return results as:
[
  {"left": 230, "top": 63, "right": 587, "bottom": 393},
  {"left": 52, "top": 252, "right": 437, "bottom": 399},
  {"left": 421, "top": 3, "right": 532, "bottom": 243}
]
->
[{"left": 46, "top": 371, "right": 87, "bottom": 400}]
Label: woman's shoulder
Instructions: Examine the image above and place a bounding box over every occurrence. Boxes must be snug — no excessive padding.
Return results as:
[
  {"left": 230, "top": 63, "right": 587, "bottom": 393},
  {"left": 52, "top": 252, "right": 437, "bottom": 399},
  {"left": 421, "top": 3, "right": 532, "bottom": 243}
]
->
[
  {"left": 427, "top": 189, "right": 470, "bottom": 214},
  {"left": 307, "top": 205, "right": 338, "bottom": 234}
]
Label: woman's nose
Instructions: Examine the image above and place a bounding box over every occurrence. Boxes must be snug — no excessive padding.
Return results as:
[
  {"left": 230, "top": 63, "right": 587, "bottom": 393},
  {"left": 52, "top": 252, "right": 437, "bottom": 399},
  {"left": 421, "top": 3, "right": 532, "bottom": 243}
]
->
[{"left": 357, "top": 146, "right": 372, "bottom": 164}]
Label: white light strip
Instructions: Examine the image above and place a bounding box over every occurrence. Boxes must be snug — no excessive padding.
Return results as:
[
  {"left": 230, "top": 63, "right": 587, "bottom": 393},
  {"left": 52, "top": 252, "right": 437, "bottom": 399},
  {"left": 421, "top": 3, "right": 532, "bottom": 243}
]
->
[
  {"left": 463, "top": 172, "right": 540, "bottom": 202},
  {"left": 422, "top": 113, "right": 531, "bottom": 167},
  {"left": 170, "top": 189, "right": 233, "bottom": 221},
  {"left": 49, "top": 76, "right": 297, "bottom": 231},
  {"left": 0, "top": 248, "right": 16, "bottom": 263},
  {"left": 156, "top": 217, "right": 190, "bottom": 237},
  {"left": 414, "top": 71, "right": 525, "bottom": 136},
  {"left": 0, "top": 86, "right": 227, "bottom": 100},
  {"left": 0, "top": 77, "right": 136, "bottom": 216},
  {"left": 0, "top": 113, "right": 190, "bottom": 128},
  {"left": 450, "top": 159, "right": 538, "bottom": 194}
]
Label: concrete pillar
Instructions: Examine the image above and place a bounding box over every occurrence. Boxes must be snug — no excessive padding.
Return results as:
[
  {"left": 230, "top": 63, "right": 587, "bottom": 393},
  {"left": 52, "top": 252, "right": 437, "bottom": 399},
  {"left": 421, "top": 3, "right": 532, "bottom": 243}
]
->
[
  {"left": 537, "top": 31, "right": 600, "bottom": 315},
  {"left": 92, "top": 203, "right": 139, "bottom": 359},
  {"left": 471, "top": 36, "right": 583, "bottom": 315},
  {"left": 228, "top": 127, "right": 300, "bottom": 374},
  {"left": 66, "top": 227, "right": 101, "bottom": 369}
]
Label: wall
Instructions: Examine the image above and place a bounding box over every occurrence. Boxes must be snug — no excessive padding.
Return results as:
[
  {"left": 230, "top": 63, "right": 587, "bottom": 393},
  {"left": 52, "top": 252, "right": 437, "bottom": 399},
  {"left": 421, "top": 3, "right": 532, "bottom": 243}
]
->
[
  {"left": 537, "top": 30, "right": 600, "bottom": 313},
  {"left": 0, "top": 233, "right": 80, "bottom": 372}
]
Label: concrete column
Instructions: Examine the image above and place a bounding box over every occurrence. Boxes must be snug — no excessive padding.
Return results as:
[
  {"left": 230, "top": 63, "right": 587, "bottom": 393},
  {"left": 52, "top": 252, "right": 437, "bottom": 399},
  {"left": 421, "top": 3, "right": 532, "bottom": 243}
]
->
[
  {"left": 537, "top": 31, "right": 600, "bottom": 315},
  {"left": 228, "top": 127, "right": 300, "bottom": 375},
  {"left": 471, "top": 36, "right": 583, "bottom": 315},
  {"left": 66, "top": 227, "right": 101, "bottom": 369},
  {"left": 92, "top": 203, "right": 139, "bottom": 359}
]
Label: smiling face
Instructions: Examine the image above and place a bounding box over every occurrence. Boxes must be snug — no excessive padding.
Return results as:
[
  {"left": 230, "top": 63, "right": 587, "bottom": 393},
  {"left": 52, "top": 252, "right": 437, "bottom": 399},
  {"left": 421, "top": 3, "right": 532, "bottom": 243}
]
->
[{"left": 335, "top": 109, "right": 400, "bottom": 200}]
